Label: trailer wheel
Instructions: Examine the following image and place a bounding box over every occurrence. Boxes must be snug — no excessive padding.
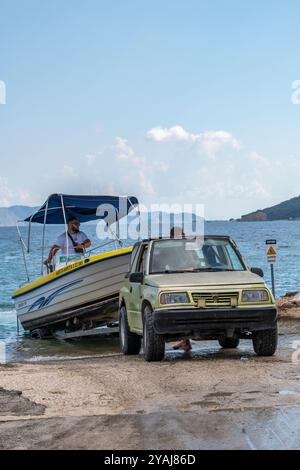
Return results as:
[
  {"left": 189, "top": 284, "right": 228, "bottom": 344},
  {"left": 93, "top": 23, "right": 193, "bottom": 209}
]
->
[
  {"left": 119, "top": 305, "right": 141, "bottom": 355},
  {"left": 30, "top": 327, "right": 52, "bottom": 339},
  {"left": 143, "top": 305, "right": 165, "bottom": 362}
]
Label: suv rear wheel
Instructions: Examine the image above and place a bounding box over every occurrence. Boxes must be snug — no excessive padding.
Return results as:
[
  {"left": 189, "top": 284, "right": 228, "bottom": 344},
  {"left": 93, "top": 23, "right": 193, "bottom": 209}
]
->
[
  {"left": 143, "top": 305, "right": 165, "bottom": 362},
  {"left": 218, "top": 336, "right": 240, "bottom": 349},
  {"left": 252, "top": 326, "right": 278, "bottom": 356},
  {"left": 119, "top": 305, "right": 141, "bottom": 355}
]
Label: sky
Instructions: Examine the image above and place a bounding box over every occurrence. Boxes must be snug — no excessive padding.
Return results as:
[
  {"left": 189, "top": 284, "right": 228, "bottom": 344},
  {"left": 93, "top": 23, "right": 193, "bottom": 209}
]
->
[{"left": 1, "top": 0, "right": 300, "bottom": 219}]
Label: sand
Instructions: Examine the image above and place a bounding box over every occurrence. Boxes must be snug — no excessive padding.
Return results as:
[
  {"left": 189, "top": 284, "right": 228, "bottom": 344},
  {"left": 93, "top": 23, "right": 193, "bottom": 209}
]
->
[{"left": 0, "top": 300, "right": 300, "bottom": 449}]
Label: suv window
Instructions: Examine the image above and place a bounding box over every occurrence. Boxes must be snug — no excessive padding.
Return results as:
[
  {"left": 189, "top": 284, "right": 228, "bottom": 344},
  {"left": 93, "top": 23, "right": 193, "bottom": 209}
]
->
[
  {"left": 137, "top": 245, "right": 148, "bottom": 274},
  {"left": 129, "top": 243, "right": 140, "bottom": 272},
  {"left": 149, "top": 238, "right": 245, "bottom": 273}
]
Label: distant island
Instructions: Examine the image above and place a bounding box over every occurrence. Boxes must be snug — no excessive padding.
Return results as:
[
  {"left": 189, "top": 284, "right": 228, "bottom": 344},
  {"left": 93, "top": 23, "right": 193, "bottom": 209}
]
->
[
  {"left": 0, "top": 205, "right": 203, "bottom": 228},
  {"left": 238, "top": 195, "right": 300, "bottom": 221},
  {"left": 2, "top": 196, "right": 300, "bottom": 226}
]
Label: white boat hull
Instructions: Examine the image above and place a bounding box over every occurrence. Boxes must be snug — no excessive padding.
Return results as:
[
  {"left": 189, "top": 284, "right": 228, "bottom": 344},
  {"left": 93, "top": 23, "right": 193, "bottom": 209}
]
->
[{"left": 13, "top": 249, "right": 131, "bottom": 331}]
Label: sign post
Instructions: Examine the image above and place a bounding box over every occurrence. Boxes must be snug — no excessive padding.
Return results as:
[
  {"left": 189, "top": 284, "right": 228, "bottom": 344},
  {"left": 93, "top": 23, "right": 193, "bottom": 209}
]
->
[{"left": 266, "top": 240, "right": 277, "bottom": 298}]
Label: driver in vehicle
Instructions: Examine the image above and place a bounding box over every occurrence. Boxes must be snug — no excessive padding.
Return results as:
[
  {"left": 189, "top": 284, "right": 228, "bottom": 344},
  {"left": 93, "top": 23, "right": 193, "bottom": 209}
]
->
[{"left": 44, "top": 217, "right": 91, "bottom": 269}]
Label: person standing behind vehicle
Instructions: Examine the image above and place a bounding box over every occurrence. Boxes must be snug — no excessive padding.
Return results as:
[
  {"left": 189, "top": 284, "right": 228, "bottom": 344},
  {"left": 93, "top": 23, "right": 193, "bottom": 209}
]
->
[{"left": 170, "top": 226, "right": 192, "bottom": 352}]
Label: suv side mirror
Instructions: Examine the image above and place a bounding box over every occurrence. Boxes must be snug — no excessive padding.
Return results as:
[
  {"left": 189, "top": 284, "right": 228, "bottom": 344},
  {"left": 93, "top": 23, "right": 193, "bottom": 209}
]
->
[
  {"left": 129, "top": 272, "right": 144, "bottom": 284},
  {"left": 251, "top": 267, "right": 264, "bottom": 278}
]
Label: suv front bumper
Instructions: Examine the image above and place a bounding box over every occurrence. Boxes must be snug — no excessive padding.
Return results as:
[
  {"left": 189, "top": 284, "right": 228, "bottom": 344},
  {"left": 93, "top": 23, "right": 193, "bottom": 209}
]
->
[{"left": 153, "top": 307, "right": 277, "bottom": 335}]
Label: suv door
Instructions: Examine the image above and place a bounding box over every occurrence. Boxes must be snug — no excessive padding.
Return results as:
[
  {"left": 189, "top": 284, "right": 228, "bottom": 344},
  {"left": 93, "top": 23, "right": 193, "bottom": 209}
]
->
[{"left": 128, "top": 244, "right": 148, "bottom": 329}]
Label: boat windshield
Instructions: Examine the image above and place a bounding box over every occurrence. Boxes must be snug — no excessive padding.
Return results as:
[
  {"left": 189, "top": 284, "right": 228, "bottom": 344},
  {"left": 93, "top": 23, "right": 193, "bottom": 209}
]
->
[{"left": 149, "top": 238, "right": 245, "bottom": 274}]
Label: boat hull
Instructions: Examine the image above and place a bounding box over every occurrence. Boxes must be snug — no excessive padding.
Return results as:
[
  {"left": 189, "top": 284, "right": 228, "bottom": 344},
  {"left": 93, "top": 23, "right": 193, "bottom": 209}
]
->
[{"left": 13, "top": 248, "right": 132, "bottom": 331}]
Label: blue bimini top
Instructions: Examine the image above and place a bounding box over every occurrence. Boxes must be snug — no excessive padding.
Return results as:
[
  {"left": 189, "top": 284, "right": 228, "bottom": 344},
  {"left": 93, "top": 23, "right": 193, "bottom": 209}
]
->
[{"left": 23, "top": 194, "right": 139, "bottom": 225}]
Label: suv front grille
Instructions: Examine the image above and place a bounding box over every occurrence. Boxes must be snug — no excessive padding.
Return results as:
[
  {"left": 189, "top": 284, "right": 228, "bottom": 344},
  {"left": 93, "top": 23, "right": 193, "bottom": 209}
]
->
[{"left": 191, "top": 292, "right": 239, "bottom": 308}]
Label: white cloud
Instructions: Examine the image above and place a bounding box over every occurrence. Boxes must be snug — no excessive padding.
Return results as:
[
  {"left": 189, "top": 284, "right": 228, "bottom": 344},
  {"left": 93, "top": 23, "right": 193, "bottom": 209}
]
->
[
  {"left": 113, "top": 137, "right": 156, "bottom": 195},
  {"left": 42, "top": 137, "right": 169, "bottom": 201},
  {"left": 146, "top": 125, "right": 195, "bottom": 142},
  {"left": 13, "top": 126, "right": 300, "bottom": 220},
  {"left": 143, "top": 125, "right": 282, "bottom": 217},
  {"left": 114, "top": 137, "right": 135, "bottom": 161},
  {"left": 248, "top": 151, "right": 269, "bottom": 167},
  {"left": 153, "top": 161, "right": 169, "bottom": 172},
  {"left": 84, "top": 154, "right": 97, "bottom": 166},
  {"left": 146, "top": 125, "right": 241, "bottom": 159},
  {"left": 0, "top": 176, "right": 32, "bottom": 207},
  {"left": 197, "top": 130, "right": 241, "bottom": 158},
  {"left": 61, "top": 165, "right": 78, "bottom": 178}
]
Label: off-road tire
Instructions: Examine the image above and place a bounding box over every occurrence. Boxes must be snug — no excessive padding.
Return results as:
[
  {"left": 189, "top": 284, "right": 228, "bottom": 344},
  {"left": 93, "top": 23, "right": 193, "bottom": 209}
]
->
[
  {"left": 218, "top": 336, "right": 240, "bottom": 349},
  {"left": 143, "top": 305, "right": 165, "bottom": 362},
  {"left": 119, "top": 305, "right": 141, "bottom": 355},
  {"left": 252, "top": 326, "right": 278, "bottom": 356}
]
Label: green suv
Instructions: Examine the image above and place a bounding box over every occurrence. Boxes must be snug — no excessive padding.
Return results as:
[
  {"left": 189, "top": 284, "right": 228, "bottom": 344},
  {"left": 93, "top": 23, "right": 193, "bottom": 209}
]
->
[{"left": 119, "top": 236, "right": 278, "bottom": 362}]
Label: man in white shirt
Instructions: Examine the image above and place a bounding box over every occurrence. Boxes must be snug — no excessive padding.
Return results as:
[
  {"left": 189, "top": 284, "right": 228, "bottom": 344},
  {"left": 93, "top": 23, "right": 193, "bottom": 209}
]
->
[{"left": 44, "top": 217, "right": 91, "bottom": 267}]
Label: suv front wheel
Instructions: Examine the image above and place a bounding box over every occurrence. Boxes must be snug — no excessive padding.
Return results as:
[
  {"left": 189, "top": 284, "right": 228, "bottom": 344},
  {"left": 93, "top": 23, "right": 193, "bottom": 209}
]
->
[
  {"left": 252, "top": 326, "right": 278, "bottom": 356},
  {"left": 143, "top": 305, "right": 165, "bottom": 362},
  {"left": 119, "top": 305, "right": 141, "bottom": 355}
]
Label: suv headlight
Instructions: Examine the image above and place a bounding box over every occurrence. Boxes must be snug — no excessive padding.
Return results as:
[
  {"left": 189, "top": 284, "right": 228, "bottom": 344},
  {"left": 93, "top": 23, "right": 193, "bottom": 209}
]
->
[
  {"left": 160, "top": 292, "right": 189, "bottom": 305},
  {"left": 242, "top": 290, "right": 269, "bottom": 303}
]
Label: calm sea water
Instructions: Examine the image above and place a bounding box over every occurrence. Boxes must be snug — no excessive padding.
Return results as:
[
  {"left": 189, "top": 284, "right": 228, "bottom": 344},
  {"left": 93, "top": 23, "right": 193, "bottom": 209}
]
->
[{"left": 0, "top": 221, "right": 299, "bottom": 361}]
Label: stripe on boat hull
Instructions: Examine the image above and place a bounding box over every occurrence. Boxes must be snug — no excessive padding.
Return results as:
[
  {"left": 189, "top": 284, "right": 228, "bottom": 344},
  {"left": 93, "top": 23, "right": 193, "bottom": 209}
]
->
[{"left": 15, "top": 251, "right": 131, "bottom": 331}]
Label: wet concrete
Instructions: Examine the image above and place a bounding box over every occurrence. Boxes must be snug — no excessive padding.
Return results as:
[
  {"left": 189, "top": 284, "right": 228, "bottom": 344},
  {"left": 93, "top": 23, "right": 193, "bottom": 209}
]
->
[
  {"left": 0, "top": 320, "right": 299, "bottom": 449},
  {"left": 0, "top": 407, "right": 299, "bottom": 449},
  {"left": 0, "top": 388, "right": 45, "bottom": 416}
]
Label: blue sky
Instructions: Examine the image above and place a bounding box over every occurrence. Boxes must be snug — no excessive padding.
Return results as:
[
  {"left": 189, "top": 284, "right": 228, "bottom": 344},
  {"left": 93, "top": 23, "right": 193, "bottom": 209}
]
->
[{"left": 1, "top": 0, "right": 300, "bottom": 218}]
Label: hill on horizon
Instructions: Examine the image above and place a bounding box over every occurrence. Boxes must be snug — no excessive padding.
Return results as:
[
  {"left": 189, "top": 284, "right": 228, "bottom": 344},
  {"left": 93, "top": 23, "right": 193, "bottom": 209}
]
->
[
  {"left": 0, "top": 205, "right": 204, "bottom": 228},
  {"left": 0, "top": 205, "right": 37, "bottom": 226},
  {"left": 240, "top": 195, "right": 300, "bottom": 221}
]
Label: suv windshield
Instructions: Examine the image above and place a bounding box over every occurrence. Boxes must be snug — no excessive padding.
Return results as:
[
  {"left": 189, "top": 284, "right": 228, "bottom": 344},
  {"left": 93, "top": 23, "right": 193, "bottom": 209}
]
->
[{"left": 149, "top": 238, "right": 245, "bottom": 274}]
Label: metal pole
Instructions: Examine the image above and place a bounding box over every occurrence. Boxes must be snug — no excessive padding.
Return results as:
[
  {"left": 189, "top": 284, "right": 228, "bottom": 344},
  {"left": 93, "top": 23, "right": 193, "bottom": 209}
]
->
[
  {"left": 108, "top": 225, "right": 121, "bottom": 249},
  {"left": 115, "top": 208, "right": 122, "bottom": 247},
  {"left": 27, "top": 215, "right": 33, "bottom": 253},
  {"left": 60, "top": 194, "right": 69, "bottom": 265},
  {"left": 270, "top": 263, "right": 276, "bottom": 298},
  {"left": 41, "top": 198, "right": 49, "bottom": 276},
  {"left": 27, "top": 198, "right": 50, "bottom": 254},
  {"left": 16, "top": 315, "right": 20, "bottom": 336},
  {"left": 16, "top": 221, "right": 30, "bottom": 283},
  {"left": 137, "top": 202, "right": 141, "bottom": 241},
  {"left": 21, "top": 240, "right": 30, "bottom": 283},
  {"left": 128, "top": 197, "right": 140, "bottom": 241},
  {"left": 116, "top": 208, "right": 120, "bottom": 240}
]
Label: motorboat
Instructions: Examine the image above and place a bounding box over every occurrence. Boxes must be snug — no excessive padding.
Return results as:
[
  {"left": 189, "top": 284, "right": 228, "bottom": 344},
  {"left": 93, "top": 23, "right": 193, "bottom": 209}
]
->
[{"left": 12, "top": 194, "right": 139, "bottom": 336}]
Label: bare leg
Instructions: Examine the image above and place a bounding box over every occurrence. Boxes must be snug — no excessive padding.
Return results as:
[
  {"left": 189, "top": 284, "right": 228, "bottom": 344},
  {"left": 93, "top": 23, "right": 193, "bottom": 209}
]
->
[{"left": 173, "top": 339, "right": 192, "bottom": 351}]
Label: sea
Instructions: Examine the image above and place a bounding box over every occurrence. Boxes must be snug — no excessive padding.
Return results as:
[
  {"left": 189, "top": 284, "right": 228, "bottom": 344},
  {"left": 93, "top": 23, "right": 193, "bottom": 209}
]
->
[{"left": 0, "top": 220, "right": 299, "bottom": 362}]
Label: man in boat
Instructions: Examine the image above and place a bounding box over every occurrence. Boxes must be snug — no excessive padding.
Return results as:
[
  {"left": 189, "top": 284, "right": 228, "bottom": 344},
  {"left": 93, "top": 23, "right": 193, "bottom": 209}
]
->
[{"left": 44, "top": 217, "right": 91, "bottom": 269}]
